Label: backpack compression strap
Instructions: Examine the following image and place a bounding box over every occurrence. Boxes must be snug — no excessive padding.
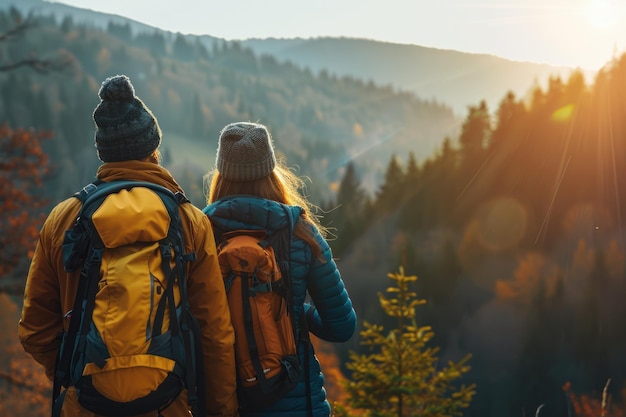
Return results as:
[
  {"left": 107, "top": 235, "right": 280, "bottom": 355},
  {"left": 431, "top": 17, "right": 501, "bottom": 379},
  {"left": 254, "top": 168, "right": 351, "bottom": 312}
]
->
[
  {"left": 273, "top": 208, "right": 314, "bottom": 417},
  {"left": 53, "top": 181, "right": 108, "bottom": 417},
  {"left": 149, "top": 186, "right": 205, "bottom": 417}
]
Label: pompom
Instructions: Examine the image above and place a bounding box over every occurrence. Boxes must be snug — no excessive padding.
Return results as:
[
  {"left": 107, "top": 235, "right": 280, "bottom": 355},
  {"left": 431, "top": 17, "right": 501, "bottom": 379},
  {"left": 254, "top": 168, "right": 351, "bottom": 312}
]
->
[{"left": 98, "top": 74, "right": 135, "bottom": 102}]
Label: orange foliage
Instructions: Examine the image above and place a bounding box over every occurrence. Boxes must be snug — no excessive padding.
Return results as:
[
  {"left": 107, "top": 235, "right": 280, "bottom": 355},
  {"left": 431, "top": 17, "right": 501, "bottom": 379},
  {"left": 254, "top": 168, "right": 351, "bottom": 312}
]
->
[
  {"left": 0, "top": 124, "right": 51, "bottom": 279},
  {"left": 0, "top": 293, "right": 51, "bottom": 417},
  {"left": 564, "top": 381, "right": 626, "bottom": 417},
  {"left": 0, "top": 353, "right": 51, "bottom": 417},
  {"left": 494, "top": 252, "right": 560, "bottom": 306}
]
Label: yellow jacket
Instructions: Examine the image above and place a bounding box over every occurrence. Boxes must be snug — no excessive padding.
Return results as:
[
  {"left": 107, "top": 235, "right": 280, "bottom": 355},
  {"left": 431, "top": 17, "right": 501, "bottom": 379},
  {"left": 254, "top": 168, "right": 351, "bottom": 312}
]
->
[{"left": 18, "top": 161, "right": 239, "bottom": 417}]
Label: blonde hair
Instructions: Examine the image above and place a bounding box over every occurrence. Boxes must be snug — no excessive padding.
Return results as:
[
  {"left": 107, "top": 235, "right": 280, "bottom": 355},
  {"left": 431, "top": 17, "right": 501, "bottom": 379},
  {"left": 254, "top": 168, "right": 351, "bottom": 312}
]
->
[
  {"left": 206, "top": 161, "right": 328, "bottom": 258},
  {"left": 147, "top": 149, "right": 161, "bottom": 164}
]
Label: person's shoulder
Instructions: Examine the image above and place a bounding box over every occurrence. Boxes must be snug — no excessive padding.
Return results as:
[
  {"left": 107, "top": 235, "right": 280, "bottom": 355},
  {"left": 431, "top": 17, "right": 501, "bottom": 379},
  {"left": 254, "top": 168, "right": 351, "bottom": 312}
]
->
[
  {"left": 179, "top": 200, "right": 206, "bottom": 217},
  {"left": 179, "top": 201, "right": 211, "bottom": 229},
  {"left": 47, "top": 195, "right": 82, "bottom": 221},
  {"left": 40, "top": 196, "right": 83, "bottom": 245}
]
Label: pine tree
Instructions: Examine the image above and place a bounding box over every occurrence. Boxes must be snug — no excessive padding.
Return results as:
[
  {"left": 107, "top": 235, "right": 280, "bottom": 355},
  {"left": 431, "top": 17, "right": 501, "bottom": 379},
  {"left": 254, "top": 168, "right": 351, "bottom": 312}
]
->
[
  {"left": 376, "top": 154, "right": 405, "bottom": 214},
  {"left": 331, "top": 162, "right": 367, "bottom": 255},
  {"left": 337, "top": 267, "right": 475, "bottom": 417},
  {"left": 172, "top": 33, "right": 202, "bottom": 62},
  {"left": 459, "top": 100, "right": 490, "bottom": 155},
  {"left": 405, "top": 151, "right": 420, "bottom": 190}
]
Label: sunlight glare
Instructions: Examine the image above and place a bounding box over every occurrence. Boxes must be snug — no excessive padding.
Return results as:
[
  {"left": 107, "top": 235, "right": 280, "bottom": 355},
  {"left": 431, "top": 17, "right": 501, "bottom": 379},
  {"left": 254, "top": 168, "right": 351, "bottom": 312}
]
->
[
  {"left": 585, "top": 0, "right": 620, "bottom": 28},
  {"left": 552, "top": 104, "right": 575, "bottom": 122}
]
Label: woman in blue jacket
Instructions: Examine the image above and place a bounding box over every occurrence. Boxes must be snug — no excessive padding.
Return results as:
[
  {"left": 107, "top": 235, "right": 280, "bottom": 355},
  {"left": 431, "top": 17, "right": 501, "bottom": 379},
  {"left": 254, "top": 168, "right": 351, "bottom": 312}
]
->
[{"left": 203, "top": 121, "right": 357, "bottom": 417}]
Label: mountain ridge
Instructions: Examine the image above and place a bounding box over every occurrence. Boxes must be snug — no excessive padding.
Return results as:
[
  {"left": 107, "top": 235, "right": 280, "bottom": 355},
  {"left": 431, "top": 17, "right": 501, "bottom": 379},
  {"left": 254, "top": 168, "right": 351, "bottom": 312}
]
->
[
  {"left": 8, "top": 0, "right": 597, "bottom": 115},
  {"left": 241, "top": 36, "right": 595, "bottom": 115}
]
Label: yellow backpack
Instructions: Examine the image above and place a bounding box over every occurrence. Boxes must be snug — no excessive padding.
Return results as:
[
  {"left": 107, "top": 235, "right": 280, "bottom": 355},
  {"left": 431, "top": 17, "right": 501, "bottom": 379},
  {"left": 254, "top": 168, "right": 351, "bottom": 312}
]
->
[{"left": 54, "top": 180, "right": 204, "bottom": 417}]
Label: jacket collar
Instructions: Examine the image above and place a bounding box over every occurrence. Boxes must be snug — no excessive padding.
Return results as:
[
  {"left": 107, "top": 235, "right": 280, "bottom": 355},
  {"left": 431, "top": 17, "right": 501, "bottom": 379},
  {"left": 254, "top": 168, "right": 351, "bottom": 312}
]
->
[
  {"left": 204, "top": 195, "right": 302, "bottom": 233},
  {"left": 96, "top": 161, "right": 185, "bottom": 194}
]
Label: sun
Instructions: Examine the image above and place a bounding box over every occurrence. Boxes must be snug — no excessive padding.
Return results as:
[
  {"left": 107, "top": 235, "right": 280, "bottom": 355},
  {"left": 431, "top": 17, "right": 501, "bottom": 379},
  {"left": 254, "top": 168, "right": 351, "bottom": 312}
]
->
[{"left": 585, "top": 0, "right": 620, "bottom": 28}]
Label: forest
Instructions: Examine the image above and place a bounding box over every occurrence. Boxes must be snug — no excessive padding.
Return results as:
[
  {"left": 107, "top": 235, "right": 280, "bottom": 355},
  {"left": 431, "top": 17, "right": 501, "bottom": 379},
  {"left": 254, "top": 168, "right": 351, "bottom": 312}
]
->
[{"left": 2, "top": 5, "right": 626, "bottom": 417}]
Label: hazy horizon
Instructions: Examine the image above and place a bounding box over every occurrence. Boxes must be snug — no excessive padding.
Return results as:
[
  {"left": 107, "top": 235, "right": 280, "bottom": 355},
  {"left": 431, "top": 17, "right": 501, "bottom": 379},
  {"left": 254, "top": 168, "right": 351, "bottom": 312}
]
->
[{"left": 44, "top": 0, "right": 626, "bottom": 71}]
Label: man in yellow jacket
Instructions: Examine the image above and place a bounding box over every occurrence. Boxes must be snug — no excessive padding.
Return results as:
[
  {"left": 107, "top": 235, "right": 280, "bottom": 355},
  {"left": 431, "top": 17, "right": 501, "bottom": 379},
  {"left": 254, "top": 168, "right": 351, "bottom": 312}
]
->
[{"left": 18, "top": 74, "right": 239, "bottom": 417}]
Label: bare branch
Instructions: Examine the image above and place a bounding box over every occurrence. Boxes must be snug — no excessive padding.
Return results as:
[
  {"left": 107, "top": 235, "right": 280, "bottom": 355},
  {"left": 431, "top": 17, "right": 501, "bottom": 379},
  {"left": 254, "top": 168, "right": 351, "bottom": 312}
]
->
[
  {"left": 0, "top": 19, "right": 31, "bottom": 43},
  {"left": 0, "top": 17, "right": 76, "bottom": 74},
  {"left": 0, "top": 53, "right": 76, "bottom": 74}
]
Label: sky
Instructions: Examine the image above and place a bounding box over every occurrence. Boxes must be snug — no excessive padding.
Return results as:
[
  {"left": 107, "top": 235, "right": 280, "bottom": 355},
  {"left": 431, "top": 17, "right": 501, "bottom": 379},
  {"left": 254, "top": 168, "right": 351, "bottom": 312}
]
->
[{"left": 49, "top": 0, "right": 626, "bottom": 71}]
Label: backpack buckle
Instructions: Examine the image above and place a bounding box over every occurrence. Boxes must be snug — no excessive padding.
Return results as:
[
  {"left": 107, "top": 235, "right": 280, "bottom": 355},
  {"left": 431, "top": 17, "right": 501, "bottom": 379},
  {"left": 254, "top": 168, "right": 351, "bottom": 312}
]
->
[
  {"left": 84, "top": 248, "right": 102, "bottom": 270},
  {"left": 160, "top": 244, "right": 172, "bottom": 259}
]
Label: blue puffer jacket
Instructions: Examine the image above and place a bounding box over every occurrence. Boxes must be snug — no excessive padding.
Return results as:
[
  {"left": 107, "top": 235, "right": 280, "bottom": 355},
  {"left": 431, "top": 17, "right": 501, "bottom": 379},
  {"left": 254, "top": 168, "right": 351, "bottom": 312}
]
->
[{"left": 203, "top": 195, "right": 357, "bottom": 417}]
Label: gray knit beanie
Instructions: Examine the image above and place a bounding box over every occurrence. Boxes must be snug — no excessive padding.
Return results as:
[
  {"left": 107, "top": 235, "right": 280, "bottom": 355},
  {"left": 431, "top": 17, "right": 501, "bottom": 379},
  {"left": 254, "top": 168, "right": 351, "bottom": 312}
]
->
[
  {"left": 216, "top": 122, "right": 277, "bottom": 181},
  {"left": 93, "top": 74, "right": 162, "bottom": 162}
]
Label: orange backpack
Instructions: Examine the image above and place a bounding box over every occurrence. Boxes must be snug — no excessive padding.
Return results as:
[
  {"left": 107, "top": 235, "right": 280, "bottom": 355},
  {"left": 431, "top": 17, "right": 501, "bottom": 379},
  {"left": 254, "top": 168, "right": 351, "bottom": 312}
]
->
[{"left": 216, "top": 229, "right": 302, "bottom": 410}]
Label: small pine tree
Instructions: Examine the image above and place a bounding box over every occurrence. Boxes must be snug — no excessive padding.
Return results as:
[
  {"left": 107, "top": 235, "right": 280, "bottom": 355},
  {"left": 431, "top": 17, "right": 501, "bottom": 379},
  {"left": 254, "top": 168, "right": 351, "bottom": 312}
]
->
[{"left": 336, "top": 267, "right": 475, "bottom": 417}]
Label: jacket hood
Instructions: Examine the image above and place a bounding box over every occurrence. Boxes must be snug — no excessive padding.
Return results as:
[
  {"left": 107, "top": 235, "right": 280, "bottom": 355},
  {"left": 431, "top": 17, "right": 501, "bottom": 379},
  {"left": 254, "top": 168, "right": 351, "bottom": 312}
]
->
[{"left": 203, "top": 195, "right": 302, "bottom": 235}]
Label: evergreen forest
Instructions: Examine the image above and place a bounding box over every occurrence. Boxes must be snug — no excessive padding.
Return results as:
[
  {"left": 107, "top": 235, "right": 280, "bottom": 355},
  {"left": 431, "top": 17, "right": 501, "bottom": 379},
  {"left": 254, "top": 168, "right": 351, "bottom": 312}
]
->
[{"left": 2, "top": 5, "right": 626, "bottom": 417}]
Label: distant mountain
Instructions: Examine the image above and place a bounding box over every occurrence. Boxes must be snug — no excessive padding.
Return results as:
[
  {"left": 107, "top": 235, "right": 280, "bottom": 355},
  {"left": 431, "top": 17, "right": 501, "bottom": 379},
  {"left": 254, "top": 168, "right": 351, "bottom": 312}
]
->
[
  {"left": 0, "top": 0, "right": 462, "bottom": 206},
  {"left": 11, "top": 0, "right": 594, "bottom": 116},
  {"left": 242, "top": 37, "right": 596, "bottom": 115},
  {"left": 1, "top": 0, "right": 598, "bottom": 199}
]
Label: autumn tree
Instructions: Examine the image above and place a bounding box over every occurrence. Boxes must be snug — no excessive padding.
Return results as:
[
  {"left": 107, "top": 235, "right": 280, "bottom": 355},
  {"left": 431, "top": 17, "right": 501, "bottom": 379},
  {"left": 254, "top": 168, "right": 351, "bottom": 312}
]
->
[
  {"left": 0, "top": 10, "right": 70, "bottom": 288},
  {"left": 0, "top": 125, "right": 51, "bottom": 285},
  {"left": 0, "top": 293, "right": 50, "bottom": 417},
  {"left": 564, "top": 380, "right": 626, "bottom": 417},
  {"left": 336, "top": 267, "right": 475, "bottom": 417}
]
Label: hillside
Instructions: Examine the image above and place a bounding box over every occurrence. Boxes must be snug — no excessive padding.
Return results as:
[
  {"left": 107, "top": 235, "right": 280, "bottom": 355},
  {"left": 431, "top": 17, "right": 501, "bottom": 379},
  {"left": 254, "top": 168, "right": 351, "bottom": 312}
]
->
[
  {"left": 7, "top": 0, "right": 212, "bottom": 40},
  {"left": 242, "top": 37, "right": 595, "bottom": 115},
  {"left": 4, "top": 2, "right": 626, "bottom": 417},
  {"left": 0, "top": 0, "right": 461, "bottom": 206},
  {"left": 11, "top": 1, "right": 592, "bottom": 117},
  {"left": 9, "top": 0, "right": 148, "bottom": 31}
]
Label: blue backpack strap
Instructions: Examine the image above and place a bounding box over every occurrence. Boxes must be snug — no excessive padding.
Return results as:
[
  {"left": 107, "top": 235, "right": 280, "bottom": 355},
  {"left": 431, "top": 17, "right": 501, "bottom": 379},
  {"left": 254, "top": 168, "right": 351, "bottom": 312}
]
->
[
  {"left": 72, "top": 179, "right": 105, "bottom": 203},
  {"left": 264, "top": 209, "right": 312, "bottom": 415},
  {"left": 135, "top": 183, "right": 205, "bottom": 417},
  {"left": 115, "top": 182, "right": 205, "bottom": 417},
  {"left": 54, "top": 181, "right": 108, "bottom": 417},
  {"left": 276, "top": 207, "right": 314, "bottom": 417}
]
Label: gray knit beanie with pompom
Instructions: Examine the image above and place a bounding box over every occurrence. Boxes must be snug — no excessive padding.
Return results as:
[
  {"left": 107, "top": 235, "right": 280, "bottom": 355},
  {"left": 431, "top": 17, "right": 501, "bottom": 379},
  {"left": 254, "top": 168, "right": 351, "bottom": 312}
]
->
[
  {"left": 93, "top": 74, "right": 162, "bottom": 162},
  {"left": 216, "top": 122, "right": 277, "bottom": 181}
]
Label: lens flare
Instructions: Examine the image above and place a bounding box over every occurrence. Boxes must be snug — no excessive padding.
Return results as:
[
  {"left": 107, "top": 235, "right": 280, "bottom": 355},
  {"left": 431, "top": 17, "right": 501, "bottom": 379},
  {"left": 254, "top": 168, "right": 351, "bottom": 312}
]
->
[
  {"left": 475, "top": 197, "right": 528, "bottom": 252},
  {"left": 552, "top": 103, "right": 575, "bottom": 122}
]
